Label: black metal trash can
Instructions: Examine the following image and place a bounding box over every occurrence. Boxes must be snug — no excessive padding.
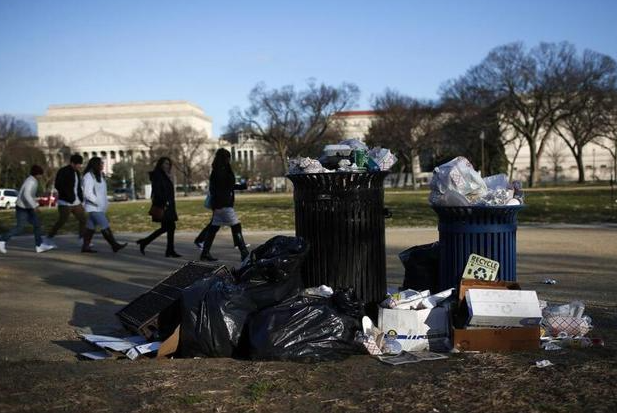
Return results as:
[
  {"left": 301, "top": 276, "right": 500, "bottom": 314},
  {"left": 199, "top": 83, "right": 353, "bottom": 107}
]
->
[
  {"left": 432, "top": 205, "right": 524, "bottom": 291},
  {"left": 287, "top": 172, "right": 389, "bottom": 305}
]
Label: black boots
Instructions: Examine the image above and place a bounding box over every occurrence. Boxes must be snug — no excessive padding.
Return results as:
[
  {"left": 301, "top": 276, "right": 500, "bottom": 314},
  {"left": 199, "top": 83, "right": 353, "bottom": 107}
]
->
[
  {"left": 200, "top": 224, "right": 220, "bottom": 261},
  {"left": 165, "top": 227, "right": 181, "bottom": 258},
  {"left": 231, "top": 223, "right": 250, "bottom": 261},
  {"left": 101, "top": 228, "right": 127, "bottom": 253},
  {"left": 81, "top": 229, "right": 97, "bottom": 253}
]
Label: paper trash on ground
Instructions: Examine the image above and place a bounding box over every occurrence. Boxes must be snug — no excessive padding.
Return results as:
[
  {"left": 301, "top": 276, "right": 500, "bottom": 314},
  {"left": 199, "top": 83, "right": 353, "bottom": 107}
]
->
[
  {"left": 79, "top": 333, "right": 148, "bottom": 352},
  {"left": 125, "top": 342, "right": 162, "bottom": 361}
]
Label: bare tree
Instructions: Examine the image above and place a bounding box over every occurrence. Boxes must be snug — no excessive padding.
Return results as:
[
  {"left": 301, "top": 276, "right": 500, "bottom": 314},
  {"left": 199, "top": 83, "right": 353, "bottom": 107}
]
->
[
  {"left": 37, "top": 135, "right": 72, "bottom": 192},
  {"left": 552, "top": 50, "right": 617, "bottom": 182},
  {"left": 0, "top": 115, "right": 35, "bottom": 187},
  {"left": 365, "top": 89, "right": 440, "bottom": 189},
  {"left": 544, "top": 135, "right": 568, "bottom": 184},
  {"left": 228, "top": 80, "right": 360, "bottom": 173},
  {"left": 441, "top": 42, "right": 580, "bottom": 187},
  {"left": 131, "top": 121, "right": 210, "bottom": 195},
  {"left": 597, "top": 91, "right": 617, "bottom": 182}
]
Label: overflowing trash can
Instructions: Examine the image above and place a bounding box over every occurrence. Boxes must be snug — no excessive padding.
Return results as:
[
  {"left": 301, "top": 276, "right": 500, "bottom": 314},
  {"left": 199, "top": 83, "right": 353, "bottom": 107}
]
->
[
  {"left": 432, "top": 205, "right": 524, "bottom": 291},
  {"left": 287, "top": 172, "right": 389, "bottom": 306}
]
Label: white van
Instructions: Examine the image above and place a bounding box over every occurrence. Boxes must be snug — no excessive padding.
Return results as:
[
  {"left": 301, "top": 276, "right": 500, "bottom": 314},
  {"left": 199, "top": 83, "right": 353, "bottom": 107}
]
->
[{"left": 0, "top": 188, "right": 19, "bottom": 209}]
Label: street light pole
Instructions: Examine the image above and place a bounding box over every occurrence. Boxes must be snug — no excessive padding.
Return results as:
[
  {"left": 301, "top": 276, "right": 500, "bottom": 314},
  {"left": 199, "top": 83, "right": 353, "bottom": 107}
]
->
[{"left": 480, "top": 131, "right": 486, "bottom": 176}]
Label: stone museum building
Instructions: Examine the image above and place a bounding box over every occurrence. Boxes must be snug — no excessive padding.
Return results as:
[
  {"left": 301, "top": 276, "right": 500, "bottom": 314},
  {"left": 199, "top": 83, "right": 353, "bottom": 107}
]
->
[{"left": 37, "top": 100, "right": 216, "bottom": 174}]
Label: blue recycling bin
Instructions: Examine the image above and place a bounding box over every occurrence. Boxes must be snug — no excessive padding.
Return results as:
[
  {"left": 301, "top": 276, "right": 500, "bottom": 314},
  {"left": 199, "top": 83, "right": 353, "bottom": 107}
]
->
[{"left": 432, "top": 205, "right": 524, "bottom": 291}]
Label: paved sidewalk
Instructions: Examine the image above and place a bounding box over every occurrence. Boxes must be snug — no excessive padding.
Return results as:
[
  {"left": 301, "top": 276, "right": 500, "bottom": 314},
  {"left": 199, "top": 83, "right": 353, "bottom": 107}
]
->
[{"left": 1, "top": 226, "right": 616, "bottom": 361}]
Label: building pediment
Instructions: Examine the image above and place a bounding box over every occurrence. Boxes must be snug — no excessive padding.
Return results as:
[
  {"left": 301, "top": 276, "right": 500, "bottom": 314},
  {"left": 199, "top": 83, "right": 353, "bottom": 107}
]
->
[{"left": 72, "top": 129, "right": 126, "bottom": 148}]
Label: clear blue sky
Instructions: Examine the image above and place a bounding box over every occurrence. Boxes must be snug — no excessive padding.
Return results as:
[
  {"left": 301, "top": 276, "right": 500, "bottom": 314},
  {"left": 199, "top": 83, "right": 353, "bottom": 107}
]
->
[{"left": 1, "top": 0, "right": 616, "bottom": 136}]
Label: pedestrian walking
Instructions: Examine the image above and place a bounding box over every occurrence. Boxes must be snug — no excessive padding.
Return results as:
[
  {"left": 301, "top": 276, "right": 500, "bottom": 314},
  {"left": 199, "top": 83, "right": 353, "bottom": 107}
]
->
[
  {"left": 136, "top": 157, "right": 181, "bottom": 257},
  {"left": 0, "top": 165, "right": 56, "bottom": 254},
  {"left": 46, "top": 154, "right": 87, "bottom": 246},
  {"left": 197, "top": 148, "right": 249, "bottom": 262},
  {"left": 81, "top": 157, "right": 127, "bottom": 253}
]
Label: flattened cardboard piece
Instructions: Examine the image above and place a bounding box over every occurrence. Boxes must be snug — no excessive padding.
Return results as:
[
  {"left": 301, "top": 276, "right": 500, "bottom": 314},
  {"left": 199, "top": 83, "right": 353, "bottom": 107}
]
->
[
  {"left": 157, "top": 325, "right": 180, "bottom": 359},
  {"left": 462, "top": 253, "right": 499, "bottom": 281},
  {"left": 79, "top": 333, "right": 148, "bottom": 352}
]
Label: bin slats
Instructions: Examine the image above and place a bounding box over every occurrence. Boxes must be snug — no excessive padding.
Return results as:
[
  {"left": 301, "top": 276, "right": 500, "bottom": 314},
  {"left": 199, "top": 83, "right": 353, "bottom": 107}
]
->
[
  {"left": 434, "top": 205, "right": 523, "bottom": 291},
  {"left": 288, "top": 172, "right": 388, "bottom": 305}
]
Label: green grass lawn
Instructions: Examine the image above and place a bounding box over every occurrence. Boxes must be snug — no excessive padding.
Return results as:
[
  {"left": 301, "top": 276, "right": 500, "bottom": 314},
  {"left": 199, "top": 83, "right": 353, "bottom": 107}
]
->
[{"left": 1, "top": 188, "right": 616, "bottom": 234}]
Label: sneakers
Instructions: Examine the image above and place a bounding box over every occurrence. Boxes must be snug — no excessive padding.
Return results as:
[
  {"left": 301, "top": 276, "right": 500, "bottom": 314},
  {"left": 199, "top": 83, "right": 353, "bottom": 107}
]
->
[
  {"left": 44, "top": 236, "right": 57, "bottom": 248},
  {"left": 0, "top": 241, "right": 6, "bottom": 254},
  {"left": 35, "top": 243, "right": 56, "bottom": 253}
]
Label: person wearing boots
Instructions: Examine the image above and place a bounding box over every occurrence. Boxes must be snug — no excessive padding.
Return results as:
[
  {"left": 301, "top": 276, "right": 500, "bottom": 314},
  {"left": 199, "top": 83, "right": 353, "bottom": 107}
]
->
[
  {"left": 198, "top": 148, "right": 249, "bottom": 262},
  {"left": 136, "top": 157, "right": 181, "bottom": 257},
  {"left": 46, "top": 154, "right": 87, "bottom": 246},
  {"left": 81, "top": 157, "right": 127, "bottom": 253},
  {"left": 0, "top": 165, "right": 56, "bottom": 254}
]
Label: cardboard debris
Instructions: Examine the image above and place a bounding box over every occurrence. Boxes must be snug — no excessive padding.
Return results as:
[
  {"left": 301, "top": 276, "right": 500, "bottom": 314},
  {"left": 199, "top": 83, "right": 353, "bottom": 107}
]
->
[
  {"left": 157, "top": 325, "right": 180, "bottom": 359},
  {"left": 126, "top": 342, "right": 161, "bottom": 360},
  {"left": 452, "top": 279, "right": 541, "bottom": 351},
  {"left": 80, "top": 351, "right": 113, "bottom": 360},
  {"left": 79, "top": 333, "right": 148, "bottom": 352},
  {"left": 378, "top": 306, "right": 450, "bottom": 352},
  {"left": 465, "top": 289, "right": 542, "bottom": 327}
]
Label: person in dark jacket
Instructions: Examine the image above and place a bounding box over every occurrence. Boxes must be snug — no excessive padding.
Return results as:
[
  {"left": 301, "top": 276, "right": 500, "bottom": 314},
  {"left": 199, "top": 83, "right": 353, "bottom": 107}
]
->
[
  {"left": 197, "top": 148, "right": 249, "bottom": 262},
  {"left": 46, "top": 154, "right": 87, "bottom": 245},
  {"left": 136, "top": 157, "right": 181, "bottom": 257}
]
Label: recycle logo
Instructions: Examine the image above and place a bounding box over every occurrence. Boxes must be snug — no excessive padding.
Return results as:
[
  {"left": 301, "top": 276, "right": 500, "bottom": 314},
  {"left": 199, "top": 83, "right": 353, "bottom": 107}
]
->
[{"left": 473, "top": 267, "right": 488, "bottom": 280}]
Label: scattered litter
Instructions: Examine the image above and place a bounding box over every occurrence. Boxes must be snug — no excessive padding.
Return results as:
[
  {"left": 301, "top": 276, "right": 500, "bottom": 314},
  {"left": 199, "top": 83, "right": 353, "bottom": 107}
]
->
[
  {"left": 126, "top": 342, "right": 161, "bottom": 360},
  {"left": 543, "top": 279, "right": 558, "bottom": 285},
  {"left": 378, "top": 351, "right": 448, "bottom": 366},
  {"left": 289, "top": 140, "right": 396, "bottom": 173},
  {"left": 535, "top": 359, "right": 554, "bottom": 368},
  {"left": 79, "top": 333, "right": 148, "bottom": 353}
]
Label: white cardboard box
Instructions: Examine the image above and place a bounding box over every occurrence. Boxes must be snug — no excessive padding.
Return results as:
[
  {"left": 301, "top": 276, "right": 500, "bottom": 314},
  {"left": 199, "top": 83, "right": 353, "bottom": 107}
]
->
[
  {"left": 465, "top": 288, "right": 542, "bottom": 327},
  {"left": 378, "top": 307, "right": 450, "bottom": 352}
]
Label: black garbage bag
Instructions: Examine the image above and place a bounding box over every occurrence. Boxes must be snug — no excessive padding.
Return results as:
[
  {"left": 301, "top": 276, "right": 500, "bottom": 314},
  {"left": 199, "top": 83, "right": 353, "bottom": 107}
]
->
[
  {"left": 178, "top": 236, "right": 309, "bottom": 358},
  {"left": 400, "top": 242, "right": 440, "bottom": 293},
  {"left": 247, "top": 291, "right": 364, "bottom": 361},
  {"left": 237, "top": 236, "right": 309, "bottom": 309},
  {"left": 178, "top": 271, "right": 255, "bottom": 358}
]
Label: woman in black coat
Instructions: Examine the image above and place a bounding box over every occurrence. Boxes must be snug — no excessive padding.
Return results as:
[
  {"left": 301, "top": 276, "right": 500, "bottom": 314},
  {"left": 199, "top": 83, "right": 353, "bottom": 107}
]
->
[
  {"left": 196, "top": 148, "right": 248, "bottom": 261},
  {"left": 137, "top": 157, "right": 181, "bottom": 257}
]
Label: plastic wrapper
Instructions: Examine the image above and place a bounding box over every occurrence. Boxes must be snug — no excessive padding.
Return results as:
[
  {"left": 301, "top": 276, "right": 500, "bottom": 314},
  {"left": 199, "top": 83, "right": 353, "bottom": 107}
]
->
[
  {"left": 339, "top": 138, "right": 368, "bottom": 151},
  {"left": 429, "top": 157, "right": 524, "bottom": 206},
  {"left": 288, "top": 157, "right": 332, "bottom": 174},
  {"left": 367, "top": 147, "right": 397, "bottom": 171},
  {"left": 541, "top": 300, "right": 592, "bottom": 338},
  {"left": 301, "top": 285, "right": 334, "bottom": 298},
  {"left": 247, "top": 290, "right": 364, "bottom": 361},
  {"left": 429, "top": 157, "right": 487, "bottom": 205}
]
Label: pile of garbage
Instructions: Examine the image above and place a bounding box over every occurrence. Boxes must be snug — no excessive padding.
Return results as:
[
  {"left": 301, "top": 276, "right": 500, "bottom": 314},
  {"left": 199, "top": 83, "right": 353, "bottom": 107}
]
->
[
  {"left": 429, "top": 156, "right": 524, "bottom": 206},
  {"left": 540, "top": 300, "right": 603, "bottom": 349},
  {"left": 288, "top": 139, "right": 397, "bottom": 174},
  {"left": 79, "top": 236, "right": 370, "bottom": 362}
]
